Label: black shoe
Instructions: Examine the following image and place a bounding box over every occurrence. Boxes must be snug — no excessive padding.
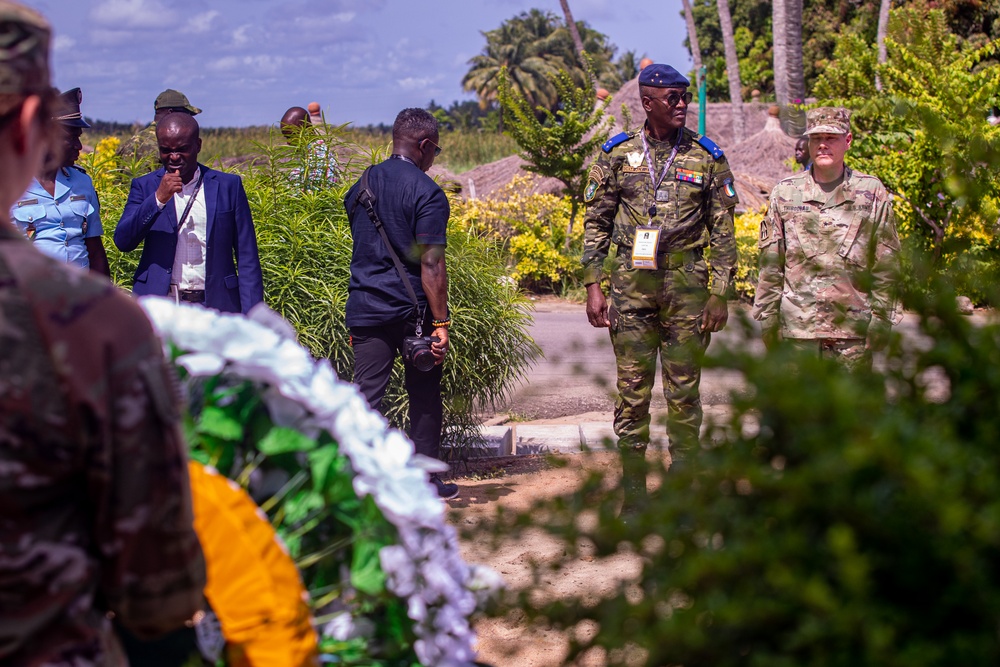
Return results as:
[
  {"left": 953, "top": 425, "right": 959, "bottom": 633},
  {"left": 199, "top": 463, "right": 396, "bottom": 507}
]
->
[{"left": 430, "top": 475, "right": 459, "bottom": 500}]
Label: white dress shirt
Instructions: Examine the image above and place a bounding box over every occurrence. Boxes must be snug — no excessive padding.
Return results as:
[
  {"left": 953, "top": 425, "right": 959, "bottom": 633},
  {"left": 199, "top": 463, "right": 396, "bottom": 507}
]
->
[{"left": 160, "top": 169, "right": 207, "bottom": 290}]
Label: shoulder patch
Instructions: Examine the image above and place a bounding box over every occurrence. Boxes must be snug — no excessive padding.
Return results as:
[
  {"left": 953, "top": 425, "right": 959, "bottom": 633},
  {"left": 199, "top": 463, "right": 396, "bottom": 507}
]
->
[
  {"left": 696, "top": 135, "right": 725, "bottom": 160},
  {"left": 602, "top": 132, "right": 630, "bottom": 154}
]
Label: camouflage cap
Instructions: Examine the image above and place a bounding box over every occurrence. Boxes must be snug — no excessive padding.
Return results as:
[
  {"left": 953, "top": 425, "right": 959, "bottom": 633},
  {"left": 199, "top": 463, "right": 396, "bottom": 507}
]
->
[
  {"left": 154, "top": 88, "right": 201, "bottom": 115},
  {"left": 0, "top": 1, "right": 50, "bottom": 95},
  {"left": 804, "top": 106, "right": 851, "bottom": 135}
]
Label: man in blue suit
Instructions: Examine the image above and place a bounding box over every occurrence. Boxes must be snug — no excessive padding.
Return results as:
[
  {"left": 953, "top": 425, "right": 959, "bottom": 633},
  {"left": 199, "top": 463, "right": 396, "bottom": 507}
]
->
[{"left": 115, "top": 113, "right": 263, "bottom": 314}]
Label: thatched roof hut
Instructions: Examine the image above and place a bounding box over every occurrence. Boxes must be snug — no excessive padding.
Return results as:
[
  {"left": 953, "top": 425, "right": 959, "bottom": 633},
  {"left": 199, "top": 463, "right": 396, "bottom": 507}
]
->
[
  {"left": 459, "top": 155, "right": 563, "bottom": 200},
  {"left": 727, "top": 108, "right": 798, "bottom": 186}
]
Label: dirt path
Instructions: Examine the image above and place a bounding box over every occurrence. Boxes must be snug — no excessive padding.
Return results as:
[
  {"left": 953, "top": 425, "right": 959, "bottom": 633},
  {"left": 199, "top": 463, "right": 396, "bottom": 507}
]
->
[{"left": 450, "top": 452, "right": 650, "bottom": 667}]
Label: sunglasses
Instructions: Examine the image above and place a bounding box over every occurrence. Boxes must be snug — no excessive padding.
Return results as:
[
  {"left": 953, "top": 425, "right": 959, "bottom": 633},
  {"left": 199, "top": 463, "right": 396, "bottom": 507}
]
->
[
  {"left": 422, "top": 138, "right": 442, "bottom": 157},
  {"left": 650, "top": 91, "right": 694, "bottom": 107}
]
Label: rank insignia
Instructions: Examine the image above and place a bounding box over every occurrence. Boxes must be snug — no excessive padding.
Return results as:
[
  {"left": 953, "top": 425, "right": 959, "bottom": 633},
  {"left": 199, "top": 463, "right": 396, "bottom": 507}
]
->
[
  {"left": 584, "top": 179, "right": 599, "bottom": 202},
  {"left": 675, "top": 168, "right": 704, "bottom": 184}
]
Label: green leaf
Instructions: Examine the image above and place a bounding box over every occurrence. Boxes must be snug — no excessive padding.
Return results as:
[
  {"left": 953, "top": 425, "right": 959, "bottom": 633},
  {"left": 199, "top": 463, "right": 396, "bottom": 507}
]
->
[
  {"left": 350, "top": 539, "right": 385, "bottom": 596},
  {"left": 258, "top": 426, "right": 317, "bottom": 455},
  {"left": 196, "top": 405, "right": 243, "bottom": 441}
]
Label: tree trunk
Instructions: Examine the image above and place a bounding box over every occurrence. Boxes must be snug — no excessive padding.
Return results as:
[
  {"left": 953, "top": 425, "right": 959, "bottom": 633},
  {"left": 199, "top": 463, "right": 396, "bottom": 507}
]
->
[
  {"left": 682, "top": 0, "right": 703, "bottom": 72},
  {"left": 716, "top": 0, "right": 746, "bottom": 142},
  {"left": 875, "top": 0, "right": 891, "bottom": 91},
  {"left": 772, "top": 0, "right": 789, "bottom": 107},
  {"left": 785, "top": 0, "right": 806, "bottom": 137},
  {"left": 559, "top": 0, "right": 596, "bottom": 87}
]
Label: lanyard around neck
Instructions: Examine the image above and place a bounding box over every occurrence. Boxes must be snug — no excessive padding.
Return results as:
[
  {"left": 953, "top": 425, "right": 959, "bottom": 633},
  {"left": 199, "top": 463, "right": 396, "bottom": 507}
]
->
[
  {"left": 176, "top": 169, "right": 204, "bottom": 229},
  {"left": 639, "top": 129, "right": 682, "bottom": 193}
]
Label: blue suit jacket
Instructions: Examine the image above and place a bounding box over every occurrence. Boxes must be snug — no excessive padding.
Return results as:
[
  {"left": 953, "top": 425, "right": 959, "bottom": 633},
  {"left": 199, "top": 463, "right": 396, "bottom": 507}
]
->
[{"left": 114, "top": 165, "right": 264, "bottom": 314}]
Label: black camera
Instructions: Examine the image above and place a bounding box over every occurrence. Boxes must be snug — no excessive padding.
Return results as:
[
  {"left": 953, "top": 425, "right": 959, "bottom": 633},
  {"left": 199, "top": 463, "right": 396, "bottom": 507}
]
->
[{"left": 402, "top": 335, "right": 440, "bottom": 372}]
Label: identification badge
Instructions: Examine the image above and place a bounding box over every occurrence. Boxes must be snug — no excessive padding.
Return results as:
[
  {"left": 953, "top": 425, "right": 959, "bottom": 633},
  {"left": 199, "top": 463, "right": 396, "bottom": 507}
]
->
[
  {"left": 631, "top": 226, "right": 660, "bottom": 269},
  {"left": 655, "top": 189, "right": 670, "bottom": 202}
]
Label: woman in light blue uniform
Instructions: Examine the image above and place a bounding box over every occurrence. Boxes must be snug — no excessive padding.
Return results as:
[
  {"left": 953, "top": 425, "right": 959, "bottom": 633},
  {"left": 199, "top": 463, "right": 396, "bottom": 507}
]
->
[{"left": 10, "top": 87, "right": 109, "bottom": 276}]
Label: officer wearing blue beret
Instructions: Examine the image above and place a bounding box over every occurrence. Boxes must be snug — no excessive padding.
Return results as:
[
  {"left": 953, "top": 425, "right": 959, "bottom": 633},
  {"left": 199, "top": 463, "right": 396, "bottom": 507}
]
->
[
  {"left": 11, "top": 87, "right": 110, "bottom": 275},
  {"left": 581, "top": 63, "right": 739, "bottom": 514}
]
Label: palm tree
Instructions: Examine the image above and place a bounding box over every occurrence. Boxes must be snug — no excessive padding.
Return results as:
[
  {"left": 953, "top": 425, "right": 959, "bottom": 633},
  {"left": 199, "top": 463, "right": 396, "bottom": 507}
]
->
[
  {"left": 716, "top": 0, "right": 746, "bottom": 143},
  {"left": 682, "top": 0, "right": 703, "bottom": 75},
  {"left": 784, "top": 0, "right": 807, "bottom": 135},
  {"left": 876, "top": 0, "right": 891, "bottom": 91},
  {"left": 558, "top": 0, "right": 589, "bottom": 75},
  {"left": 462, "top": 11, "right": 567, "bottom": 113},
  {"left": 772, "top": 0, "right": 789, "bottom": 107}
]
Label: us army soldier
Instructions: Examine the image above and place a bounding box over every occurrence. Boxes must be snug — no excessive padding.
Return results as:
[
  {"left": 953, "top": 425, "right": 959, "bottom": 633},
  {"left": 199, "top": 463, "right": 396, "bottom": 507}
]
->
[
  {"left": 582, "top": 63, "right": 738, "bottom": 510},
  {"left": 752, "top": 107, "right": 900, "bottom": 369},
  {"left": 0, "top": 5, "right": 206, "bottom": 664}
]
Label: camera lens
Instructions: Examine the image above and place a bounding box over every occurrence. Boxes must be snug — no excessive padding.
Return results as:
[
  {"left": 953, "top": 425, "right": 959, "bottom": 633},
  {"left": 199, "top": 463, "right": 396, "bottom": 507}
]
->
[{"left": 412, "top": 348, "right": 436, "bottom": 372}]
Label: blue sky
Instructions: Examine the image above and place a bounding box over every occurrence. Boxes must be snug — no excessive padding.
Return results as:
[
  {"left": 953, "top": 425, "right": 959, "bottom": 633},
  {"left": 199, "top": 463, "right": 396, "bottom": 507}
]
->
[{"left": 31, "top": 0, "right": 691, "bottom": 128}]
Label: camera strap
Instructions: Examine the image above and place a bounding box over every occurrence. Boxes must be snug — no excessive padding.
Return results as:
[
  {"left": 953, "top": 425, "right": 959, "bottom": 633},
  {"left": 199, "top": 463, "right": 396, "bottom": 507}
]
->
[{"left": 354, "top": 166, "right": 423, "bottom": 334}]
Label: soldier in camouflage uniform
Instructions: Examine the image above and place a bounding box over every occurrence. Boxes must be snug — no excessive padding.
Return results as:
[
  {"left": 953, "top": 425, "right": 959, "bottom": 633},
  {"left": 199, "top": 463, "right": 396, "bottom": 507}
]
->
[
  {"left": 0, "top": 5, "right": 207, "bottom": 664},
  {"left": 582, "top": 64, "right": 738, "bottom": 506},
  {"left": 752, "top": 107, "right": 900, "bottom": 370}
]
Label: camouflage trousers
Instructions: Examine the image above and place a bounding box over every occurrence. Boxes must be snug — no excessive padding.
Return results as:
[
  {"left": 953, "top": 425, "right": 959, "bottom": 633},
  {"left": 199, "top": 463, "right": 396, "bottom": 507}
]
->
[
  {"left": 786, "top": 337, "right": 871, "bottom": 371},
  {"left": 609, "top": 249, "right": 709, "bottom": 453}
]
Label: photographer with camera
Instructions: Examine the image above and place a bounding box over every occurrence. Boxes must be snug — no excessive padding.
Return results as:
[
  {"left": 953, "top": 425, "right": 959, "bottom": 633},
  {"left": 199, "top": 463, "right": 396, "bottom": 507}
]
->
[{"left": 344, "top": 108, "right": 457, "bottom": 500}]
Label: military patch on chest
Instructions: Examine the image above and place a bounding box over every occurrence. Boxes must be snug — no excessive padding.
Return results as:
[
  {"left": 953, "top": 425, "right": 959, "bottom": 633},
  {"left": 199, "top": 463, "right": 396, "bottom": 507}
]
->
[
  {"left": 626, "top": 151, "right": 644, "bottom": 168},
  {"left": 782, "top": 205, "right": 811, "bottom": 212},
  {"left": 622, "top": 165, "right": 647, "bottom": 174},
  {"left": 16, "top": 198, "right": 38, "bottom": 207},
  {"left": 675, "top": 168, "right": 704, "bottom": 185},
  {"left": 69, "top": 194, "right": 86, "bottom": 202}
]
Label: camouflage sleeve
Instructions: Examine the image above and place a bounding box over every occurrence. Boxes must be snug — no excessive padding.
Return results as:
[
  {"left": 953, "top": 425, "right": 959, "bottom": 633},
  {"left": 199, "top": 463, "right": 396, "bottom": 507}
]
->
[
  {"left": 94, "top": 304, "right": 206, "bottom": 638},
  {"left": 869, "top": 190, "right": 902, "bottom": 324},
  {"left": 751, "top": 189, "right": 786, "bottom": 327},
  {"left": 580, "top": 152, "right": 618, "bottom": 285},
  {"left": 707, "top": 157, "right": 738, "bottom": 297}
]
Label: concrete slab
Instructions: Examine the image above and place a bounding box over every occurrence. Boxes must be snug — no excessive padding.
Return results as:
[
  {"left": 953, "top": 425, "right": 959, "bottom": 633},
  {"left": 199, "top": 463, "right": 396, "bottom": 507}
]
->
[
  {"left": 579, "top": 423, "right": 617, "bottom": 450},
  {"left": 514, "top": 424, "right": 583, "bottom": 454},
  {"left": 481, "top": 425, "right": 513, "bottom": 456}
]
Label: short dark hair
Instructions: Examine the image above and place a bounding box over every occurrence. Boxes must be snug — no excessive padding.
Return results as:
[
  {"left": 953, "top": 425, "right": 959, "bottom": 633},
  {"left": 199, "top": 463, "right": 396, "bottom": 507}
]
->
[{"left": 392, "top": 107, "right": 438, "bottom": 142}]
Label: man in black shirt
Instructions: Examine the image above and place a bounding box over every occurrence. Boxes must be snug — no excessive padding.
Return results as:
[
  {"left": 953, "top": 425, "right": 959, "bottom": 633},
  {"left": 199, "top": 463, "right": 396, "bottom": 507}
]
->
[{"left": 344, "top": 108, "right": 457, "bottom": 500}]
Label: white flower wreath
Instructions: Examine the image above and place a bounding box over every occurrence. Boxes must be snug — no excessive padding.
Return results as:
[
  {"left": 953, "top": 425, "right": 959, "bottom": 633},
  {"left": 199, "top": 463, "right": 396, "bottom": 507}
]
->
[{"left": 140, "top": 297, "right": 503, "bottom": 667}]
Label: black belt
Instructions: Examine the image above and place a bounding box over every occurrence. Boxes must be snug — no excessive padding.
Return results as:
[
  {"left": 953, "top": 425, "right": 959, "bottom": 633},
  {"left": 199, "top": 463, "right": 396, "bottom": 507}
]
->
[{"left": 177, "top": 289, "right": 205, "bottom": 303}]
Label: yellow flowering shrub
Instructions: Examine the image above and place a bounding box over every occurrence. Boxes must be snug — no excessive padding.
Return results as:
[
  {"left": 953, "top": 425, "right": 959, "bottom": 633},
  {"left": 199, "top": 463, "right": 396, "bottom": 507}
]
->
[
  {"left": 79, "top": 136, "right": 121, "bottom": 193},
  {"left": 733, "top": 207, "right": 764, "bottom": 301},
  {"left": 451, "top": 175, "right": 583, "bottom": 292}
]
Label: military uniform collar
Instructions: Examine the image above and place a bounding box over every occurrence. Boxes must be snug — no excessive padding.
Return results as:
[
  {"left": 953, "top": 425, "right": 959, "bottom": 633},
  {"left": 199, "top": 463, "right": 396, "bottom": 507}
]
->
[{"left": 803, "top": 166, "right": 856, "bottom": 208}]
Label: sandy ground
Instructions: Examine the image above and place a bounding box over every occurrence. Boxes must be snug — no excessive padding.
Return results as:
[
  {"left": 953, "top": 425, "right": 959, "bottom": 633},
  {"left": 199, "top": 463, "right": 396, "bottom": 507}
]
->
[{"left": 449, "top": 451, "right": 655, "bottom": 667}]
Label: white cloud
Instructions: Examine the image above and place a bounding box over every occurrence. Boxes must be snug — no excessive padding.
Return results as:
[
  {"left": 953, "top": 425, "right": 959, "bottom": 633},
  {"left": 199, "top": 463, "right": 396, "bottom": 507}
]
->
[
  {"left": 91, "top": 0, "right": 178, "bottom": 29},
  {"left": 187, "top": 10, "right": 221, "bottom": 34},
  {"left": 397, "top": 76, "right": 440, "bottom": 91},
  {"left": 53, "top": 35, "right": 76, "bottom": 53},
  {"left": 232, "top": 24, "right": 252, "bottom": 46}
]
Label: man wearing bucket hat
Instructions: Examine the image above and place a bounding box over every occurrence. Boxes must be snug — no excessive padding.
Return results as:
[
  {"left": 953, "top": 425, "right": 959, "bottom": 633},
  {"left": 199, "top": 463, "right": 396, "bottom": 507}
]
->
[
  {"left": 121, "top": 88, "right": 201, "bottom": 170},
  {"left": 752, "top": 107, "right": 901, "bottom": 369},
  {"left": 0, "top": 3, "right": 206, "bottom": 664},
  {"left": 11, "top": 87, "right": 110, "bottom": 275}
]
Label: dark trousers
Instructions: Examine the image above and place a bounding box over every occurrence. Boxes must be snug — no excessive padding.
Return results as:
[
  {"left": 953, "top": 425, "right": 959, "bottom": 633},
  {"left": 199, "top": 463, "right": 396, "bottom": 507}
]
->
[{"left": 351, "top": 319, "right": 444, "bottom": 461}]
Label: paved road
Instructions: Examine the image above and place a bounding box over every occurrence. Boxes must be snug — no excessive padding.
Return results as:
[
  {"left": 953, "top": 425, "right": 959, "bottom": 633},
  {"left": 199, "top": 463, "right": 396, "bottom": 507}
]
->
[
  {"left": 493, "top": 299, "right": 953, "bottom": 421},
  {"left": 495, "top": 301, "right": 759, "bottom": 420}
]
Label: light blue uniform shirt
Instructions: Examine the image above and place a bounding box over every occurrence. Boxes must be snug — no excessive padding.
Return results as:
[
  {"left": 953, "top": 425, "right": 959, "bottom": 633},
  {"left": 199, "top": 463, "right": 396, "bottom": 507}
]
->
[{"left": 11, "top": 166, "right": 103, "bottom": 269}]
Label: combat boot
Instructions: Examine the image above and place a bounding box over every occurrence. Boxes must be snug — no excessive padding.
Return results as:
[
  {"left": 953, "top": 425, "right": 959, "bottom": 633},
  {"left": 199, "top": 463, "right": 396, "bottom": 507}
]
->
[{"left": 618, "top": 446, "right": 648, "bottom": 522}]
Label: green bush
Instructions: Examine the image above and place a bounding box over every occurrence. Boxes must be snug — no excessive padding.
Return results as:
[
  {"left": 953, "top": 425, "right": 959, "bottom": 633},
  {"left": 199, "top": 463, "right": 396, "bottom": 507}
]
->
[
  {"left": 502, "top": 262, "right": 1000, "bottom": 666},
  {"left": 90, "top": 129, "right": 539, "bottom": 450}
]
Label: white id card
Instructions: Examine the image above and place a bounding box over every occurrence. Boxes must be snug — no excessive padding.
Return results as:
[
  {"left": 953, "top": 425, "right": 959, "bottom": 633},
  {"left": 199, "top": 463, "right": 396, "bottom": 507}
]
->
[{"left": 631, "top": 226, "right": 660, "bottom": 269}]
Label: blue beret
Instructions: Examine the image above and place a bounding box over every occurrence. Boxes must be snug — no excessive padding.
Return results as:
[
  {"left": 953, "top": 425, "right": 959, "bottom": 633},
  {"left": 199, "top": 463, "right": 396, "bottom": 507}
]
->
[{"left": 638, "top": 64, "right": 689, "bottom": 88}]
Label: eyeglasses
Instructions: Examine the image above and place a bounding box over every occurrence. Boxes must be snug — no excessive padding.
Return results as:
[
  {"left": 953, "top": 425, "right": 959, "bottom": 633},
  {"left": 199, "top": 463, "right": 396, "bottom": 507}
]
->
[
  {"left": 650, "top": 91, "right": 694, "bottom": 108},
  {"left": 422, "top": 138, "right": 442, "bottom": 157}
]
